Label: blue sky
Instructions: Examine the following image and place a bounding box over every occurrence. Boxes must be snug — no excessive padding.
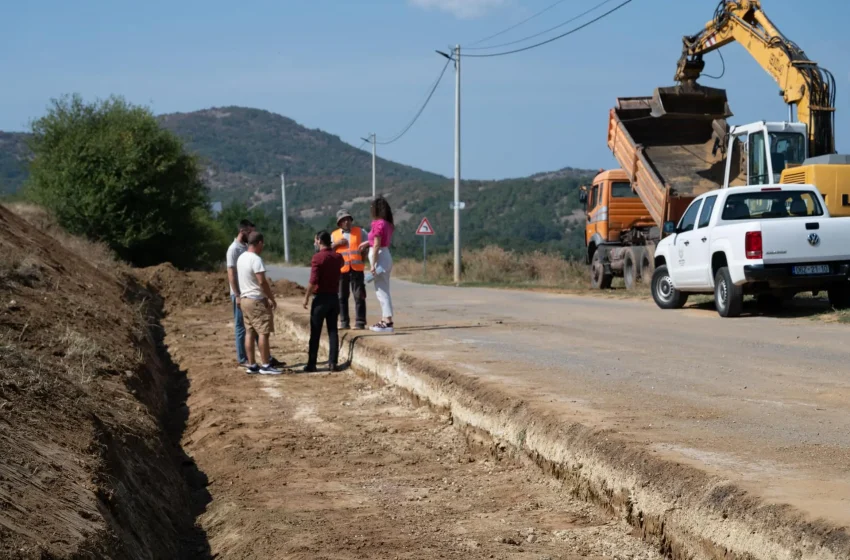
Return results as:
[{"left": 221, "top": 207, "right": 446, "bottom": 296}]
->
[{"left": 2, "top": 0, "right": 848, "bottom": 180}]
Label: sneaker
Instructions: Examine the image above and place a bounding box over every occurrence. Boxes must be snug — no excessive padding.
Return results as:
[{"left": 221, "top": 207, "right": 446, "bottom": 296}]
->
[
  {"left": 259, "top": 364, "right": 283, "bottom": 375},
  {"left": 269, "top": 357, "right": 286, "bottom": 368},
  {"left": 245, "top": 364, "right": 260, "bottom": 374},
  {"left": 303, "top": 365, "right": 318, "bottom": 373},
  {"left": 369, "top": 321, "right": 394, "bottom": 333},
  {"left": 340, "top": 323, "right": 351, "bottom": 330}
]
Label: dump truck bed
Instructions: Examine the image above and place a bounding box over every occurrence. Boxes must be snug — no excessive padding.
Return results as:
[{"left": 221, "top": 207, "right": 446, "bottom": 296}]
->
[{"left": 607, "top": 92, "right": 741, "bottom": 227}]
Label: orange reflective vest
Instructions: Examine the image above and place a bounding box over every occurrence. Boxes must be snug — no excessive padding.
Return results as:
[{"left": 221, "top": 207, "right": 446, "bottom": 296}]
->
[{"left": 331, "top": 227, "right": 365, "bottom": 273}]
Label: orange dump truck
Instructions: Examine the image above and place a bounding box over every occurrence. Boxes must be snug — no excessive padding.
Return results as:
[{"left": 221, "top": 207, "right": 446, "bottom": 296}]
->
[{"left": 581, "top": 87, "right": 734, "bottom": 289}]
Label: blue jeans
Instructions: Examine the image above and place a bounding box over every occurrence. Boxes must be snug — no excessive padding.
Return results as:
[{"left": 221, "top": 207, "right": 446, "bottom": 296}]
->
[{"left": 232, "top": 295, "right": 248, "bottom": 364}]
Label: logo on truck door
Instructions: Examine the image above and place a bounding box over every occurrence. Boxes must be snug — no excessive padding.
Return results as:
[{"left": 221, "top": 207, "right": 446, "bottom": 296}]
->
[{"left": 807, "top": 233, "right": 820, "bottom": 247}]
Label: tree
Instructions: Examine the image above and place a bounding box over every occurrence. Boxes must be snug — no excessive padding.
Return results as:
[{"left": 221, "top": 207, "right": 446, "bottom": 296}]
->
[{"left": 26, "top": 94, "right": 221, "bottom": 269}]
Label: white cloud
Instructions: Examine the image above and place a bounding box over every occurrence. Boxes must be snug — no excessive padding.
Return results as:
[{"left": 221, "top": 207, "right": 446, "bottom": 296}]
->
[{"left": 409, "top": 0, "right": 507, "bottom": 19}]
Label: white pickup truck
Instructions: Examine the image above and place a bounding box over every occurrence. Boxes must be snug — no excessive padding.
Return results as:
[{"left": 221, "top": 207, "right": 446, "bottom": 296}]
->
[{"left": 650, "top": 184, "right": 850, "bottom": 317}]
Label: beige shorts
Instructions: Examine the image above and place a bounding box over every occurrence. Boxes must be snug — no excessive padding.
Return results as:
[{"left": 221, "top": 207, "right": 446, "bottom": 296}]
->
[{"left": 241, "top": 298, "right": 275, "bottom": 336}]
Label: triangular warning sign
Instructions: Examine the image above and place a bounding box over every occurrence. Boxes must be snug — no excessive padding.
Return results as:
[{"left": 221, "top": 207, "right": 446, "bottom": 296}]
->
[{"left": 416, "top": 217, "right": 435, "bottom": 235}]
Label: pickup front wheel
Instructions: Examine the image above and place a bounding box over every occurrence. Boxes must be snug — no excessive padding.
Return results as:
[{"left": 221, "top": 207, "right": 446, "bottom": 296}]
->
[
  {"left": 714, "top": 267, "right": 744, "bottom": 318},
  {"left": 651, "top": 265, "right": 688, "bottom": 309}
]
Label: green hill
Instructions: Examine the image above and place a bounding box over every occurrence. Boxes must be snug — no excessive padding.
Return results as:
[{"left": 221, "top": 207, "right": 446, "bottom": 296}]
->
[
  {"left": 2, "top": 105, "right": 597, "bottom": 259},
  {"left": 0, "top": 132, "right": 29, "bottom": 195}
]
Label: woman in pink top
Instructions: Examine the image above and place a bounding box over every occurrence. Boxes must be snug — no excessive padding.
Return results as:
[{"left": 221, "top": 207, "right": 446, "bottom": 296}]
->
[{"left": 360, "top": 197, "right": 395, "bottom": 332}]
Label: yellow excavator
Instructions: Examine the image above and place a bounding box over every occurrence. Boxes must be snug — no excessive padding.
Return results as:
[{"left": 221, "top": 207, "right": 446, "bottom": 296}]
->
[{"left": 653, "top": 0, "right": 850, "bottom": 215}]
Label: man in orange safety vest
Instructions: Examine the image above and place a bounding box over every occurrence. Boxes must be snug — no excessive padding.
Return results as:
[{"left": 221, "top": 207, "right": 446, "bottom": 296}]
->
[{"left": 331, "top": 209, "right": 368, "bottom": 330}]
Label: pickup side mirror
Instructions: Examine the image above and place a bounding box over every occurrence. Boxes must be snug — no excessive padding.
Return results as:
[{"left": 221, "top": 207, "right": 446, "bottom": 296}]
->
[{"left": 662, "top": 221, "right": 677, "bottom": 235}]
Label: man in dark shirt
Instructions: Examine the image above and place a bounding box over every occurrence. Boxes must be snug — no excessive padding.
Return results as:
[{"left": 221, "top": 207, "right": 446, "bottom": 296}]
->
[{"left": 303, "top": 231, "right": 345, "bottom": 372}]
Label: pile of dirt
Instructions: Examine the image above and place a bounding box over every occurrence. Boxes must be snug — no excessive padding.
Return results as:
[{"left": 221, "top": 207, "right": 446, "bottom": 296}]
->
[
  {"left": 0, "top": 204, "right": 202, "bottom": 559},
  {"left": 140, "top": 263, "right": 230, "bottom": 313},
  {"left": 138, "top": 263, "right": 304, "bottom": 314}
]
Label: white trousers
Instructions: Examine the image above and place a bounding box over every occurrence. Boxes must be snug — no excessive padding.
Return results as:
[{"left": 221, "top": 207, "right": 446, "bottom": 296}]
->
[{"left": 370, "top": 248, "right": 393, "bottom": 318}]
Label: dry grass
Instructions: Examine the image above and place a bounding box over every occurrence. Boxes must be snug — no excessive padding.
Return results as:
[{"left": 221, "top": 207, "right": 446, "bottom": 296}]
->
[
  {"left": 59, "top": 327, "right": 102, "bottom": 384},
  {"left": 395, "top": 246, "right": 615, "bottom": 292},
  {"left": 6, "top": 202, "right": 120, "bottom": 274}
]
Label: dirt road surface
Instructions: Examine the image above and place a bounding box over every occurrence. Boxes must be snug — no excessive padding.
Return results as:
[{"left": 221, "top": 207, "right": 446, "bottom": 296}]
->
[
  {"left": 268, "top": 266, "right": 850, "bottom": 529},
  {"left": 166, "top": 304, "right": 663, "bottom": 559}
]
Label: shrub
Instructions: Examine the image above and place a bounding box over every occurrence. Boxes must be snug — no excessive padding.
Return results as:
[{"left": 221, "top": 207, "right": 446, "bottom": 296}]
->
[{"left": 26, "top": 94, "right": 222, "bottom": 269}]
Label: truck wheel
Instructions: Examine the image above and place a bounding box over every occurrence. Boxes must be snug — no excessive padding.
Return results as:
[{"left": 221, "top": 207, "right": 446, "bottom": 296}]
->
[
  {"left": 623, "top": 249, "right": 639, "bottom": 290},
  {"left": 639, "top": 250, "right": 654, "bottom": 286},
  {"left": 590, "top": 250, "right": 613, "bottom": 290},
  {"left": 828, "top": 285, "right": 850, "bottom": 309},
  {"left": 651, "top": 265, "right": 688, "bottom": 309},
  {"left": 714, "top": 267, "right": 743, "bottom": 318}
]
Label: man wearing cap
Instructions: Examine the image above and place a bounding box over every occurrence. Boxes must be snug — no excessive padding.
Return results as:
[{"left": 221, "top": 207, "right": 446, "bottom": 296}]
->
[{"left": 331, "top": 209, "right": 368, "bottom": 330}]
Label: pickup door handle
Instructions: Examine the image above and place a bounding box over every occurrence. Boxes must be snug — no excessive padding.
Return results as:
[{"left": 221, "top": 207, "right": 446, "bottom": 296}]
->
[
  {"left": 683, "top": 241, "right": 690, "bottom": 246},
  {"left": 701, "top": 237, "right": 707, "bottom": 242}
]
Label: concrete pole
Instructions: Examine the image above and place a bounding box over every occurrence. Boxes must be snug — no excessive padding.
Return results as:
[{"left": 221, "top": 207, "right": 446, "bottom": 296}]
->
[
  {"left": 453, "top": 44, "right": 461, "bottom": 285},
  {"left": 371, "top": 133, "right": 377, "bottom": 199},
  {"left": 281, "top": 173, "right": 290, "bottom": 263}
]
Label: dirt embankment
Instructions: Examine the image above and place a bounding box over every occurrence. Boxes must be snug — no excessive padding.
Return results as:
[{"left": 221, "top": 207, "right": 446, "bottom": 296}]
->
[
  {"left": 139, "top": 262, "right": 305, "bottom": 315},
  {"left": 0, "top": 204, "right": 207, "bottom": 558}
]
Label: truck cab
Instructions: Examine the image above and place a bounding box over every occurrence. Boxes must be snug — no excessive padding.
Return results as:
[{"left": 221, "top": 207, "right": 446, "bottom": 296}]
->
[
  {"left": 721, "top": 121, "right": 808, "bottom": 187},
  {"left": 579, "top": 169, "right": 654, "bottom": 264},
  {"left": 720, "top": 121, "right": 850, "bottom": 215}
]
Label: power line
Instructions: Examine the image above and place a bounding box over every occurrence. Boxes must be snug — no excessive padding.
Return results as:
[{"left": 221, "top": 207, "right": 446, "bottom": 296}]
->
[
  {"left": 461, "top": 0, "right": 634, "bottom": 58},
  {"left": 375, "top": 57, "right": 452, "bottom": 145},
  {"left": 465, "top": 0, "right": 616, "bottom": 51},
  {"left": 469, "top": 0, "right": 571, "bottom": 47}
]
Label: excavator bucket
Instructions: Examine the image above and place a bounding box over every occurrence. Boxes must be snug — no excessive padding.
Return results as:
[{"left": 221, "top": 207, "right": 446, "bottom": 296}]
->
[{"left": 649, "top": 84, "right": 732, "bottom": 120}]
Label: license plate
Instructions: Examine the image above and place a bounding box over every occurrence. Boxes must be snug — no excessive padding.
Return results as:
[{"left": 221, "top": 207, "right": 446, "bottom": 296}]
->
[{"left": 792, "top": 265, "right": 830, "bottom": 275}]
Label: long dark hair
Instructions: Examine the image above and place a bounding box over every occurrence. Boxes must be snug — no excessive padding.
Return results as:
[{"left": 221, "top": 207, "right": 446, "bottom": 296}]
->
[{"left": 370, "top": 196, "right": 394, "bottom": 225}]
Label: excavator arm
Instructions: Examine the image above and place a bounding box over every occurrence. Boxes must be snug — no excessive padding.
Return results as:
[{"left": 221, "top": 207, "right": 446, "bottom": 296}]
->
[{"left": 672, "top": 0, "right": 836, "bottom": 157}]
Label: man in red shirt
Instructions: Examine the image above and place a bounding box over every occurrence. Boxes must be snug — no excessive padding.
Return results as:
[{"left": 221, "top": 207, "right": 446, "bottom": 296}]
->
[{"left": 303, "top": 230, "right": 345, "bottom": 372}]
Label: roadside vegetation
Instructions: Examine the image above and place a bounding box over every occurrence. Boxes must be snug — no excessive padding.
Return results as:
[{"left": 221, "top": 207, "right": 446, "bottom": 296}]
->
[{"left": 394, "top": 245, "right": 629, "bottom": 292}]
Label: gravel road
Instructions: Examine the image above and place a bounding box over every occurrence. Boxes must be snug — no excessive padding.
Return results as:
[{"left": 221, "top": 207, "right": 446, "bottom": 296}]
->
[{"left": 268, "top": 265, "right": 850, "bottom": 528}]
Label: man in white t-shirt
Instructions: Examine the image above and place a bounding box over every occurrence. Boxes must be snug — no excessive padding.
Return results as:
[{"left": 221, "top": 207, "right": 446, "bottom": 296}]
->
[
  {"left": 227, "top": 220, "right": 284, "bottom": 370},
  {"left": 236, "top": 232, "right": 281, "bottom": 375},
  {"left": 226, "top": 219, "right": 254, "bottom": 365}
]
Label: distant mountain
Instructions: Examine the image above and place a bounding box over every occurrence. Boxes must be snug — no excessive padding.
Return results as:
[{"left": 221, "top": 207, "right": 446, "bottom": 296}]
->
[
  {"left": 157, "top": 106, "right": 447, "bottom": 216},
  {"left": 1, "top": 106, "right": 597, "bottom": 258}
]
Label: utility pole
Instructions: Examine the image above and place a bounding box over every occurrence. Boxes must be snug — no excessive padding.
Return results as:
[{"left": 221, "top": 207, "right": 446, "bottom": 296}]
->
[
  {"left": 361, "top": 133, "right": 377, "bottom": 198},
  {"left": 453, "top": 44, "right": 461, "bottom": 285},
  {"left": 437, "top": 45, "right": 462, "bottom": 285},
  {"left": 280, "top": 172, "right": 290, "bottom": 263},
  {"left": 371, "top": 133, "right": 377, "bottom": 199}
]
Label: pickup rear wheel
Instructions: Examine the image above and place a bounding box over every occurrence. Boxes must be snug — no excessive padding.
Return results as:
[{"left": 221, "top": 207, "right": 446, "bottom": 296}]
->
[
  {"left": 651, "top": 265, "right": 688, "bottom": 309},
  {"left": 714, "top": 267, "right": 743, "bottom": 318},
  {"left": 590, "top": 250, "right": 613, "bottom": 290},
  {"left": 828, "top": 285, "right": 850, "bottom": 309}
]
